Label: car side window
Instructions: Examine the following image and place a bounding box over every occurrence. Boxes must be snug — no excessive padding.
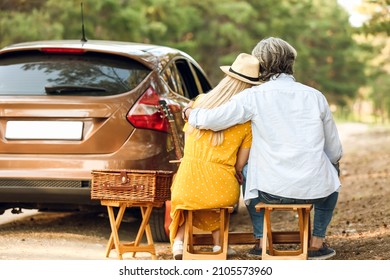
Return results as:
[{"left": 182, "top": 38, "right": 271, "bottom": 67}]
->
[
  {"left": 162, "top": 58, "right": 211, "bottom": 100},
  {"left": 175, "top": 59, "right": 198, "bottom": 99},
  {"left": 162, "top": 63, "right": 185, "bottom": 96},
  {"left": 191, "top": 62, "right": 212, "bottom": 94}
]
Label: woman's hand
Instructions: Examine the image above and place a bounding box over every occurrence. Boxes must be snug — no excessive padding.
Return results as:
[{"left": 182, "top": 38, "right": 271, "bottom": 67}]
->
[
  {"left": 235, "top": 170, "right": 244, "bottom": 185},
  {"left": 182, "top": 101, "right": 194, "bottom": 121},
  {"left": 181, "top": 106, "right": 192, "bottom": 121}
]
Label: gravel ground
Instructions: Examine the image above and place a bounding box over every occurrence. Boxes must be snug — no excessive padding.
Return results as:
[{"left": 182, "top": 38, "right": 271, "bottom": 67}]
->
[{"left": 0, "top": 122, "right": 389, "bottom": 260}]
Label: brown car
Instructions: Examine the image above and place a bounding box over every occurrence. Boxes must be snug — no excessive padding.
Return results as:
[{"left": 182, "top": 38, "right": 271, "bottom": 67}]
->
[{"left": 0, "top": 40, "right": 212, "bottom": 241}]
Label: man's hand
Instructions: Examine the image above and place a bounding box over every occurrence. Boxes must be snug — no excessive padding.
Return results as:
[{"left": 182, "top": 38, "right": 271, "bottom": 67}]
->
[{"left": 333, "top": 162, "right": 340, "bottom": 177}]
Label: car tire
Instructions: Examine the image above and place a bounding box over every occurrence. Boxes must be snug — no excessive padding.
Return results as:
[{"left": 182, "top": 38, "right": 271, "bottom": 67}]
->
[{"left": 149, "top": 202, "right": 170, "bottom": 242}]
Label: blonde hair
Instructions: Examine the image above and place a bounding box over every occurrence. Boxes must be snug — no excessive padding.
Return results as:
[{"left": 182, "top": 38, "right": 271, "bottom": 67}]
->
[
  {"left": 187, "top": 75, "right": 254, "bottom": 146},
  {"left": 252, "top": 37, "right": 297, "bottom": 81}
]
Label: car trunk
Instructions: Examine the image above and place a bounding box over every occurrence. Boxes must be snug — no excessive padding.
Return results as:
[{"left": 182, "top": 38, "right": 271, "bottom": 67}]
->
[
  {"left": 0, "top": 48, "right": 157, "bottom": 155},
  {"left": 0, "top": 96, "right": 136, "bottom": 154}
]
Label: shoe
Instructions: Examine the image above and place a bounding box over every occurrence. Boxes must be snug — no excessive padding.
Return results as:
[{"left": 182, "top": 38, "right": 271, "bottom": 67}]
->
[
  {"left": 212, "top": 245, "right": 237, "bottom": 256},
  {"left": 308, "top": 243, "right": 336, "bottom": 260},
  {"left": 248, "top": 244, "right": 262, "bottom": 256},
  {"left": 172, "top": 240, "right": 183, "bottom": 260},
  {"left": 248, "top": 239, "right": 263, "bottom": 255}
]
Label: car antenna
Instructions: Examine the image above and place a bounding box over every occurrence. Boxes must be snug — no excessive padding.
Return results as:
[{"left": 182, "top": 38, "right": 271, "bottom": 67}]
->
[{"left": 80, "top": 2, "right": 88, "bottom": 43}]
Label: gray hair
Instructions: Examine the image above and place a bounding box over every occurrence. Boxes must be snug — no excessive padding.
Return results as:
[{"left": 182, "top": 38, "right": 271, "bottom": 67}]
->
[{"left": 251, "top": 37, "right": 297, "bottom": 81}]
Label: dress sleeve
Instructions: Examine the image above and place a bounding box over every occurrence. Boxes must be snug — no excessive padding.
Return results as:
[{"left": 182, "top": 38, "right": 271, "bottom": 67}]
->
[{"left": 241, "top": 122, "right": 252, "bottom": 149}]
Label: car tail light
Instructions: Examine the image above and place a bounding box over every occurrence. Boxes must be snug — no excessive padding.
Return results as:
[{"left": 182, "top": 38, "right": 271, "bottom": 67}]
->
[
  {"left": 127, "top": 87, "right": 168, "bottom": 132},
  {"left": 40, "top": 48, "right": 85, "bottom": 54}
]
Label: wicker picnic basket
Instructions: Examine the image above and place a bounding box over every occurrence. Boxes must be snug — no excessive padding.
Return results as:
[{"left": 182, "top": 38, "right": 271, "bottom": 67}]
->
[{"left": 91, "top": 169, "right": 174, "bottom": 203}]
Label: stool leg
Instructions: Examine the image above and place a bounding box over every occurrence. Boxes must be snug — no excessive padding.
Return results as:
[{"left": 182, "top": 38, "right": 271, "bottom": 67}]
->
[
  {"left": 188, "top": 211, "right": 195, "bottom": 253},
  {"left": 302, "top": 209, "right": 310, "bottom": 259},
  {"left": 215, "top": 210, "right": 224, "bottom": 251},
  {"left": 263, "top": 208, "right": 273, "bottom": 256},
  {"left": 106, "top": 204, "right": 126, "bottom": 260},
  {"left": 133, "top": 207, "right": 152, "bottom": 245},
  {"left": 131, "top": 206, "right": 156, "bottom": 259},
  {"left": 141, "top": 206, "right": 155, "bottom": 248},
  {"left": 297, "top": 208, "right": 304, "bottom": 254},
  {"left": 182, "top": 210, "right": 194, "bottom": 259},
  {"left": 308, "top": 209, "right": 312, "bottom": 246},
  {"left": 221, "top": 209, "right": 229, "bottom": 259}
]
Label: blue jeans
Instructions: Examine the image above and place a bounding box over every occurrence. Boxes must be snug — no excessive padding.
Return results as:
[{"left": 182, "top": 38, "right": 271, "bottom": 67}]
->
[{"left": 242, "top": 164, "right": 338, "bottom": 239}]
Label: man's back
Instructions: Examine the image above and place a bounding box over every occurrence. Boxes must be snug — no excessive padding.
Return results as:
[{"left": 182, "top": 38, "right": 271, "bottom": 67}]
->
[{"left": 242, "top": 74, "right": 342, "bottom": 201}]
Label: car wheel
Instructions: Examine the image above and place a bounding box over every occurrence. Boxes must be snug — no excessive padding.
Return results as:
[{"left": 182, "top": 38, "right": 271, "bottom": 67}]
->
[{"left": 149, "top": 201, "right": 171, "bottom": 242}]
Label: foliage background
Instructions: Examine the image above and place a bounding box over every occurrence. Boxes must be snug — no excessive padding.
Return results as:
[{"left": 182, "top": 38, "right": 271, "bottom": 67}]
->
[{"left": 0, "top": 0, "right": 389, "bottom": 121}]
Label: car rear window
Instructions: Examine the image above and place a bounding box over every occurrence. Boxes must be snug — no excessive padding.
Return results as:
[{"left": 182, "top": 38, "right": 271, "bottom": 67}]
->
[{"left": 0, "top": 50, "right": 151, "bottom": 96}]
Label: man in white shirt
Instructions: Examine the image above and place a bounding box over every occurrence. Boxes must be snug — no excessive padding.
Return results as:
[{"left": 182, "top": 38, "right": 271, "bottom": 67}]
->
[{"left": 183, "top": 37, "right": 343, "bottom": 260}]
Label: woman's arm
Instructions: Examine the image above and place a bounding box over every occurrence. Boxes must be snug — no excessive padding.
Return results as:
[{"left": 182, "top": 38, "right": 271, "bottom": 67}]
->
[{"left": 235, "top": 147, "right": 250, "bottom": 185}]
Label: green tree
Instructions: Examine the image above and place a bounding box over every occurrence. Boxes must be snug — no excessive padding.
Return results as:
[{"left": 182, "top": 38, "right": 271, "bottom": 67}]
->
[
  {"left": 359, "top": 0, "right": 390, "bottom": 35},
  {"left": 294, "top": 0, "right": 365, "bottom": 107},
  {"left": 352, "top": 0, "right": 390, "bottom": 122},
  {"left": 0, "top": 0, "right": 369, "bottom": 110}
]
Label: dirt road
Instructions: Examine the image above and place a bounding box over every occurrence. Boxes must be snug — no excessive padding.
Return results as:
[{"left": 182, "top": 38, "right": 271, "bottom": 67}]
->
[{"left": 0, "top": 122, "right": 389, "bottom": 260}]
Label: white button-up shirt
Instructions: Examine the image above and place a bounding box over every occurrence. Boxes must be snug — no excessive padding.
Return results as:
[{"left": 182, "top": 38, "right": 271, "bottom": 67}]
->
[{"left": 188, "top": 74, "right": 342, "bottom": 203}]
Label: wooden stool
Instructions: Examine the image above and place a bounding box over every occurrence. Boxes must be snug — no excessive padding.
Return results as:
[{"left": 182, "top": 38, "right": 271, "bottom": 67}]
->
[
  {"left": 255, "top": 203, "right": 313, "bottom": 260},
  {"left": 182, "top": 207, "right": 234, "bottom": 260},
  {"left": 101, "top": 199, "right": 163, "bottom": 260}
]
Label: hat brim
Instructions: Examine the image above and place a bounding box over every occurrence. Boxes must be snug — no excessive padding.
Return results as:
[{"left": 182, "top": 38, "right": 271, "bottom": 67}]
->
[{"left": 220, "top": 66, "right": 262, "bottom": 85}]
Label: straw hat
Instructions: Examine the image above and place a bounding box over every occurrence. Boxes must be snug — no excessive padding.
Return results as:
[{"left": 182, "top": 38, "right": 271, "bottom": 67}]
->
[{"left": 220, "top": 53, "right": 261, "bottom": 85}]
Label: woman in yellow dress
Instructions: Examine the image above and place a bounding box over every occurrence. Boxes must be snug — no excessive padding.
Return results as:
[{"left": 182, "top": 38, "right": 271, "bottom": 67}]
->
[{"left": 169, "top": 53, "right": 261, "bottom": 259}]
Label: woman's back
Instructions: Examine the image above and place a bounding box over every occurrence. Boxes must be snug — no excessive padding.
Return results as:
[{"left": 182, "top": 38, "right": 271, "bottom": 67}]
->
[{"left": 182, "top": 121, "right": 251, "bottom": 167}]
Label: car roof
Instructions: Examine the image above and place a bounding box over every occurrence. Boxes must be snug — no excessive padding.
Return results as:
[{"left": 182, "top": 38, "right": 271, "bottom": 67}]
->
[{"left": 0, "top": 39, "right": 197, "bottom": 71}]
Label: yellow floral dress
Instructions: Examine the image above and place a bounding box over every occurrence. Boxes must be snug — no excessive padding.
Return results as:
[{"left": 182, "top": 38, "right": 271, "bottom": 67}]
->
[{"left": 169, "top": 116, "right": 252, "bottom": 244}]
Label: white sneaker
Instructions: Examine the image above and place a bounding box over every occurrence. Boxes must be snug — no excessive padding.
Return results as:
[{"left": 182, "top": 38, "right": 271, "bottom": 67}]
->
[
  {"left": 212, "top": 245, "right": 237, "bottom": 256},
  {"left": 172, "top": 241, "right": 183, "bottom": 260}
]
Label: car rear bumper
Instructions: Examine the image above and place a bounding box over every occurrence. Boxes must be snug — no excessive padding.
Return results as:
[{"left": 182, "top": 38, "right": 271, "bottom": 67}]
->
[{"left": 0, "top": 179, "right": 95, "bottom": 204}]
